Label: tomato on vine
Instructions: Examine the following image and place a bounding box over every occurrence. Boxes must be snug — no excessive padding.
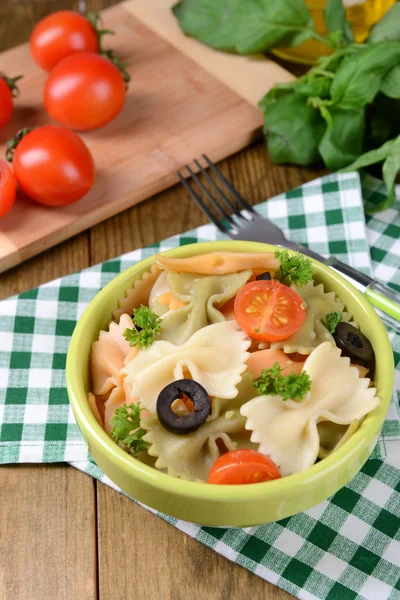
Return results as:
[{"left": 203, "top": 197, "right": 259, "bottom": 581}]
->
[
  {"left": 0, "top": 160, "right": 16, "bottom": 218},
  {"left": 0, "top": 73, "right": 23, "bottom": 130},
  {"left": 44, "top": 52, "right": 128, "bottom": 130},
  {"left": 6, "top": 125, "right": 95, "bottom": 207}
]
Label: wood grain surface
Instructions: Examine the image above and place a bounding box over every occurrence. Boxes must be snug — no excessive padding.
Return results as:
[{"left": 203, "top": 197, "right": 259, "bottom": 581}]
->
[
  {"left": 0, "top": 0, "right": 295, "bottom": 274},
  {"left": 0, "top": 2, "right": 326, "bottom": 599}
]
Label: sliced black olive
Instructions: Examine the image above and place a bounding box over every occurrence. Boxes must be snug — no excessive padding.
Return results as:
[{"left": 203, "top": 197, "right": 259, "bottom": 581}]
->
[
  {"left": 156, "top": 379, "right": 210, "bottom": 435},
  {"left": 256, "top": 271, "right": 272, "bottom": 281},
  {"left": 333, "top": 322, "right": 375, "bottom": 368}
]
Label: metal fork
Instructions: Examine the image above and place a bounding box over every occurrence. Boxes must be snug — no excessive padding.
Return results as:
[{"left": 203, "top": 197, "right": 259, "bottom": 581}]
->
[{"left": 177, "top": 155, "right": 400, "bottom": 332}]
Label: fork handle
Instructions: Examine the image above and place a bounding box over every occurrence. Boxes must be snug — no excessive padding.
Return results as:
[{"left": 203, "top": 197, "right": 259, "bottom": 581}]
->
[{"left": 326, "top": 258, "right": 400, "bottom": 332}]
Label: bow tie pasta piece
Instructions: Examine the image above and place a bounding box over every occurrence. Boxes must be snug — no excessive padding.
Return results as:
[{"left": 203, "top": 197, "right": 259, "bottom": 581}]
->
[
  {"left": 122, "top": 320, "right": 251, "bottom": 412},
  {"left": 271, "top": 281, "right": 352, "bottom": 355},
  {"left": 209, "top": 370, "right": 258, "bottom": 421},
  {"left": 142, "top": 410, "right": 246, "bottom": 481},
  {"left": 91, "top": 313, "right": 135, "bottom": 395},
  {"left": 156, "top": 251, "right": 280, "bottom": 275},
  {"left": 158, "top": 270, "right": 252, "bottom": 345},
  {"left": 240, "top": 342, "right": 379, "bottom": 476},
  {"left": 112, "top": 263, "right": 161, "bottom": 322}
]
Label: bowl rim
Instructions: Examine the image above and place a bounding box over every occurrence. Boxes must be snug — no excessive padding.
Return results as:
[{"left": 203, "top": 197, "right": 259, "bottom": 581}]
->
[{"left": 66, "top": 240, "right": 394, "bottom": 502}]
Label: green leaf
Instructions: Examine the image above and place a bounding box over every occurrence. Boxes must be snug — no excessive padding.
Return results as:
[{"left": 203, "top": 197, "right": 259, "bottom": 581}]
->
[
  {"left": 341, "top": 134, "right": 400, "bottom": 212},
  {"left": 230, "top": 0, "right": 316, "bottom": 54},
  {"left": 324, "top": 0, "right": 354, "bottom": 44},
  {"left": 381, "top": 136, "right": 400, "bottom": 211},
  {"left": 318, "top": 106, "right": 365, "bottom": 170},
  {"left": 260, "top": 91, "right": 325, "bottom": 166},
  {"left": 274, "top": 249, "right": 314, "bottom": 286},
  {"left": 322, "top": 311, "right": 342, "bottom": 333},
  {"left": 369, "top": 95, "right": 400, "bottom": 148},
  {"left": 331, "top": 41, "right": 400, "bottom": 110},
  {"left": 173, "top": 0, "right": 318, "bottom": 55},
  {"left": 380, "top": 65, "right": 400, "bottom": 99},
  {"left": 123, "top": 305, "right": 161, "bottom": 350},
  {"left": 253, "top": 363, "right": 311, "bottom": 402},
  {"left": 368, "top": 3, "right": 400, "bottom": 43},
  {"left": 110, "top": 403, "right": 150, "bottom": 455}
]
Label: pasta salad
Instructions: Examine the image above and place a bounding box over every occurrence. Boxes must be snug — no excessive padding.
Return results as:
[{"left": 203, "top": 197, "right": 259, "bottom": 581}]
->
[{"left": 88, "top": 250, "right": 379, "bottom": 485}]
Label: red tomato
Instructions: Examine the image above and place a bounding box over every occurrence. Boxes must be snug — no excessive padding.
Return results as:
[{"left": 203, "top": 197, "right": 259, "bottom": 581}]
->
[
  {"left": 30, "top": 11, "right": 99, "bottom": 71},
  {"left": 44, "top": 53, "right": 126, "bottom": 130},
  {"left": 0, "top": 77, "right": 14, "bottom": 130},
  {"left": 0, "top": 160, "right": 16, "bottom": 217},
  {"left": 234, "top": 280, "right": 306, "bottom": 342},
  {"left": 208, "top": 450, "right": 281, "bottom": 485},
  {"left": 12, "top": 125, "right": 95, "bottom": 207}
]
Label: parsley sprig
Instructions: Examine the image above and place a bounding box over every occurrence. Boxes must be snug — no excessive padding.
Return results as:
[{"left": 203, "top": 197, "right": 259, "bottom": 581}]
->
[
  {"left": 123, "top": 305, "right": 161, "bottom": 350},
  {"left": 274, "top": 249, "right": 314, "bottom": 286},
  {"left": 322, "top": 311, "right": 342, "bottom": 334},
  {"left": 110, "top": 402, "right": 149, "bottom": 455},
  {"left": 253, "top": 363, "right": 312, "bottom": 402}
]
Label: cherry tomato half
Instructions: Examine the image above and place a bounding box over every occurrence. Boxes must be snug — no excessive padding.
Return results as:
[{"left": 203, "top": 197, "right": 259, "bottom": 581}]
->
[
  {"left": 44, "top": 53, "right": 126, "bottom": 131},
  {"left": 234, "top": 280, "right": 306, "bottom": 342},
  {"left": 0, "top": 160, "right": 16, "bottom": 218},
  {"left": 208, "top": 450, "right": 281, "bottom": 485},
  {"left": 30, "top": 11, "right": 99, "bottom": 72},
  {"left": 0, "top": 77, "right": 14, "bottom": 130},
  {"left": 12, "top": 125, "right": 95, "bottom": 207}
]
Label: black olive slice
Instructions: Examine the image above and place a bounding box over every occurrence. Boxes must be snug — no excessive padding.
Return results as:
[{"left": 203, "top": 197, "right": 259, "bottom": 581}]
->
[
  {"left": 333, "top": 322, "right": 375, "bottom": 367},
  {"left": 256, "top": 271, "right": 272, "bottom": 281},
  {"left": 156, "top": 379, "right": 210, "bottom": 435}
]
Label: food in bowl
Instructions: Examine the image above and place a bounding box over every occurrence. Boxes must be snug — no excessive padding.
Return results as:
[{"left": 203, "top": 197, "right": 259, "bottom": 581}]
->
[{"left": 87, "top": 248, "right": 379, "bottom": 485}]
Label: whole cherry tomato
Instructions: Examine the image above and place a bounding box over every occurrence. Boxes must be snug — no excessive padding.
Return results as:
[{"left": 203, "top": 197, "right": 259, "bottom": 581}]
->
[
  {"left": 9, "top": 125, "right": 95, "bottom": 207},
  {"left": 44, "top": 53, "right": 127, "bottom": 130},
  {"left": 208, "top": 450, "right": 281, "bottom": 485},
  {"left": 0, "top": 159, "right": 16, "bottom": 218},
  {"left": 234, "top": 280, "right": 306, "bottom": 342},
  {"left": 0, "top": 74, "right": 22, "bottom": 130},
  {"left": 30, "top": 11, "right": 99, "bottom": 71}
]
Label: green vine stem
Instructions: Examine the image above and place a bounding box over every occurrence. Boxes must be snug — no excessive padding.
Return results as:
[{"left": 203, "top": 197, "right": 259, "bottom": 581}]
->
[
  {"left": 0, "top": 73, "right": 23, "bottom": 97},
  {"left": 6, "top": 128, "right": 30, "bottom": 162},
  {"left": 86, "top": 11, "right": 131, "bottom": 86}
]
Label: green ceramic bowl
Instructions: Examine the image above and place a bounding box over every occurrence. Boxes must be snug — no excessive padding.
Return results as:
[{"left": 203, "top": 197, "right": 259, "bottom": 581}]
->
[{"left": 66, "top": 241, "right": 394, "bottom": 527}]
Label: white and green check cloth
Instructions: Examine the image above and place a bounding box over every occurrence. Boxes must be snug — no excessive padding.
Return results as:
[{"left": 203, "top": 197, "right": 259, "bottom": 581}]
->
[{"left": 1, "top": 172, "right": 399, "bottom": 600}]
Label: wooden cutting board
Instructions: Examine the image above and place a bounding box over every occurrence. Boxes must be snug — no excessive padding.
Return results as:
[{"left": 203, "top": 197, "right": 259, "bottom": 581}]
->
[{"left": 0, "top": 0, "right": 294, "bottom": 274}]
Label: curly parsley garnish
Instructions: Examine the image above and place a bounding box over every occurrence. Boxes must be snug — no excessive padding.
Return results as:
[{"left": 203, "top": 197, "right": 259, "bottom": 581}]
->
[
  {"left": 322, "top": 311, "right": 343, "bottom": 334},
  {"left": 274, "top": 249, "right": 313, "bottom": 286},
  {"left": 253, "top": 362, "right": 311, "bottom": 402},
  {"left": 110, "top": 402, "right": 149, "bottom": 455},
  {"left": 123, "top": 305, "right": 161, "bottom": 349}
]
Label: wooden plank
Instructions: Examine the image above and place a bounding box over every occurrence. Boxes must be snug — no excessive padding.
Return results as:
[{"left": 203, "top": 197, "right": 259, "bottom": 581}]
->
[
  {"left": 97, "top": 482, "right": 293, "bottom": 600},
  {"left": 0, "top": 465, "right": 97, "bottom": 600},
  {"left": 0, "top": 2, "right": 268, "bottom": 274}
]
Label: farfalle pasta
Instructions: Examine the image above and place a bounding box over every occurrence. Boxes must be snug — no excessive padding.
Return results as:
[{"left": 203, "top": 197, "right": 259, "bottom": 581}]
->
[{"left": 87, "top": 249, "right": 379, "bottom": 484}]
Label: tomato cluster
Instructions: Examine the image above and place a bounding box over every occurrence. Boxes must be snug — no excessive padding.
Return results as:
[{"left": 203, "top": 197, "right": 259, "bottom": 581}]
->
[{"left": 0, "top": 11, "right": 129, "bottom": 217}]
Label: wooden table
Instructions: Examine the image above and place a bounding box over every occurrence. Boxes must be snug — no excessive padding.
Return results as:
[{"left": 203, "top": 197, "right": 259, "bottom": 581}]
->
[{"left": 0, "top": 2, "right": 327, "bottom": 598}]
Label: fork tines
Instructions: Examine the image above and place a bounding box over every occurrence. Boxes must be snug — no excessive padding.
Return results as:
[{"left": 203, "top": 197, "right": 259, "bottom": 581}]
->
[{"left": 177, "top": 154, "right": 260, "bottom": 235}]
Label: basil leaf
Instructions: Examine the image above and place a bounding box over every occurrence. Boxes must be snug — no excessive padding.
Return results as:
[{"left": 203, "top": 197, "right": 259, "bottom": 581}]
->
[
  {"left": 232, "top": 0, "right": 316, "bottom": 54},
  {"left": 341, "top": 135, "right": 400, "bottom": 212},
  {"left": 324, "top": 0, "right": 354, "bottom": 44},
  {"left": 331, "top": 41, "right": 400, "bottom": 109},
  {"left": 380, "top": 65, "right": 400, "bottom": 99},
  {"left": 173, "top": 0, "right": 240, "bottom": 52},
  {"left": 381, "top": 136, "right": 400, "bottom": 211},
  {"left": 260, "top": 91, "right": 325, "bottom": 166},
  {"left": 368, "top": 3, "right": 400, "bottom": 43},
  {"left": 173, "top": 0, "right": 317, "bottom": 55},
  {"left": 319, "top": 107, "right": 365, "bottom": 170},
  {"left": 369, "top": 96, "right": 400, "bottom": 148},
  {"left": 172, "top": 1, "right": 186, "bottom": 20}
]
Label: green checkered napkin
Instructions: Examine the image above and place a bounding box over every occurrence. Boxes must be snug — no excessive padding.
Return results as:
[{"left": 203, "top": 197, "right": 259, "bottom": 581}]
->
[{"left": 1, "top": 172, "right": 400, "bottom": 600}]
